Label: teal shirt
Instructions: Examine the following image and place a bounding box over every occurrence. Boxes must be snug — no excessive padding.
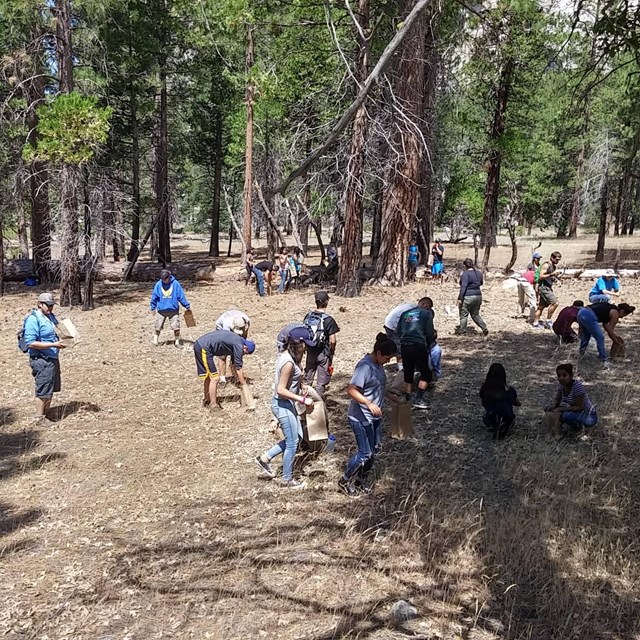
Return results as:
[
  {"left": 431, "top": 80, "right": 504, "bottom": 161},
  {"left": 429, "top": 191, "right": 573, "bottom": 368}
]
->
[{"left": 24, "top": 310, "right": 59, "bottom": 359}]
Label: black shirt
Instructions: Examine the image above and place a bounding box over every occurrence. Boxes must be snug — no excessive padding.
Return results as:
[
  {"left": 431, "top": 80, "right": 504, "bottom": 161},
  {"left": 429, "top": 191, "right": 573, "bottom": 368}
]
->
[
  {"left": 397, "top": 307, "right": 435, "bottom": 346},
  {"left": 255, "top": 260, "right": 275, "bottom": 272},
  {"left": 196, "top": 330, "right": 245, "bottom": 369},
  {"left": 589, "top": 302, "right": 617, "bottom": 324},
  {"left": 304, "top": 311, "right": 340, "bottom": 356}
]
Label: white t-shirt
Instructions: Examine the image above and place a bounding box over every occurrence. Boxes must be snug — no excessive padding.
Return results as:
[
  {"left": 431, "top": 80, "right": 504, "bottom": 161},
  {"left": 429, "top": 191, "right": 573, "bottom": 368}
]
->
[
  {"left": 384, "top": 303, "right": 415, "bottom": 331},
  {"left": 215, "top": 310, "right": 250, "bottom": 332}
]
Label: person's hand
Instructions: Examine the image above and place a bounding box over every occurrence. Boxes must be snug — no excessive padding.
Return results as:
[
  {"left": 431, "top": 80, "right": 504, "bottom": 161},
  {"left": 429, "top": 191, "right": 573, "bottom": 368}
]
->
[
  {"left": 303, "top": 397, "right": 314, "bottom": 409},
  {"left": 367, "top": 402, "right": 382, "bottom": 417},
  {"left": 54, "top": 341, "right": 67, "bottom": 349},
  {"left": 149, "top": 308, "right": 154, "bottom": 314},
  {"left": 457, "top": 300, "right": 462, "bottom": 308}
]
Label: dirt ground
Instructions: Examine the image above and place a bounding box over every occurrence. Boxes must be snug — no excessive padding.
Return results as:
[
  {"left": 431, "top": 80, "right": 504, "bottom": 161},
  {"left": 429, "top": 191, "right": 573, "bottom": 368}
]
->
[{"left": 2, "top": 232, "right": 640, "bottom": 640}]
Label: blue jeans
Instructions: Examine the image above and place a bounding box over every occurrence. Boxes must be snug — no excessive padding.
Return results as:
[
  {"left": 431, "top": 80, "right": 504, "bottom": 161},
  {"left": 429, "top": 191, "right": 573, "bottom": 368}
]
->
[
  {"left": 561, "top": 409, "right": 598, "bottom": 429},
  {"left": 278, "top": 268, "right": 289, "bottom": 293},
  {"left": 577, "top": 308, "right": 607, "bottom": 361},
  {"left": 266, "top": 398, "right": 302, "bottom": 481},
  {"left": 253, "top": 267, "right": 265, "bottom": 296},
  {"left": 589, "top": 293, "right": 612, "bottom": 303},
  {"left": 343, "top": 417, "right": 382, "bottom": 480}
]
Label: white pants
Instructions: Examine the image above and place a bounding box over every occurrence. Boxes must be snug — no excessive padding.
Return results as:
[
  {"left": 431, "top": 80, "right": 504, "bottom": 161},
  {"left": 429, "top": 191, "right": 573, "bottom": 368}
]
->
[{"left": 517, "top": 282, "right": 537, "bottom": 322}]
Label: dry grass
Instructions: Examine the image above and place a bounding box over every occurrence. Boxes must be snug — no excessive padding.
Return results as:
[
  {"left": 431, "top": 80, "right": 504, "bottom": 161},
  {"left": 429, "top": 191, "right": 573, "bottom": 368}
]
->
[{"left": 1, "top": 232, "right": 640, "bottom": 640}]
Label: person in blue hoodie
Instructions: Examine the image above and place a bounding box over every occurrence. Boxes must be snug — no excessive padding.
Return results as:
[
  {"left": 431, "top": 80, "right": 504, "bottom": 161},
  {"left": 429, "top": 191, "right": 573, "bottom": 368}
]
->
[{"left": 150, "top": 269, "right": 191, "bottom": 347}]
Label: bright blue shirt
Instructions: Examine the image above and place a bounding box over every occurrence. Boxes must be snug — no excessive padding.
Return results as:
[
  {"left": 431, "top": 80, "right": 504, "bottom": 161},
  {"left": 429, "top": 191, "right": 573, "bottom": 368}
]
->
[
  {"left": 408, "top": 244, "right": 419, "bottom": 265},
  {"left": 590, "top": 277, "right": 619, "bottom": 296},
  {"left": 150, "top": 276, "right": 190, "bottom": 312},
  {"left": 24, "top": 310, "right": 59, "bottom": 359}
]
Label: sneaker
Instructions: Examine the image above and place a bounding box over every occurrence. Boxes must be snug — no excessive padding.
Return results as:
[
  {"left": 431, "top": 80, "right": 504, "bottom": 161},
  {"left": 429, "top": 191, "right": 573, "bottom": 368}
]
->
[
  {"left": 254, "top": 456, "right": 275, "bottom": 478},
  {"left": 153, "top": 335, "right": 159, "bottom": 346},
  {"left": 174, "top": 338, "right": 182, "bottom": 347},
  {"left": 482, "top": 328, "right": 489, "bottom": 336},
  {"left": 544, "top": 321, "right": 552, "bottom": 329},
  {"left": 280, "top": 479, "right": 306, "bottom": 489},
  {"left": 412, "top": 396, "right": 429, "bottom": 410},
  {"left": 454, "top": 327, "right": 466, "bottom": 335},
  {"left": 33, "top": 415, "right": 54, "bottom": 426},
  {"left": 354, "top": 476, "right": 374, "bottom": 494},
  {"left": 531, "top": 323, "right": 542, "bottom": 330},
  {"left": 338, "top": 477, "right": 358, "bottom": 497}
]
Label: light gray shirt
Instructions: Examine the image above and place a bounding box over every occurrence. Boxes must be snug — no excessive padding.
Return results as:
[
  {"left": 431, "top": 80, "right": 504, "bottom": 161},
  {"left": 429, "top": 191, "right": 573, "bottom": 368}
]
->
[{"left": 273, "top": 352, "right": 302, "bottom": 400}]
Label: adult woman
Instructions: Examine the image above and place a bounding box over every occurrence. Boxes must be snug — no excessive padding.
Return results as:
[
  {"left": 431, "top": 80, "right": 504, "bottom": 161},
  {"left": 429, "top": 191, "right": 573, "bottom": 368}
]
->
[
  {"left": 338, "top": 333, "right": 397, "bottom": 497},
  {"left": 577, "top": 302, "right": 635, "bottom": 363},
  {"left": 456, "top": 258, "right": 488, "bottom": 335},
  {"left": 588, "top": 269, "right": 621, "bottom": 303},
  {"left": 545, "top": 363, "right": 597, "bottom": 437},
  {"left": 255, "top": 326, "right": 316, "bottom": 488},
  {"left": 479, "top": 363, "right": 520, "bottom": 439},
  {"left": 277, "top": 247, "right": 289, "bottom": 294}
]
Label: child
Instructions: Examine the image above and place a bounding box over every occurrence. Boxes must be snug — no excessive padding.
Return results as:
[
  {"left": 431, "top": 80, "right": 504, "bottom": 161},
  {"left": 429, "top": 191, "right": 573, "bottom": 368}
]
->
[
  {"left": 428, "top": 330, "right": 442, "bottom": 383},
  {"left": 338, "top": 333, "right": 397, "bottom": 497},
  {"left": 479, "top": 363, "right": 520, "bottom": 439},
  {"left": 407, "top": 240, "right": 420, "bottom": 282}
]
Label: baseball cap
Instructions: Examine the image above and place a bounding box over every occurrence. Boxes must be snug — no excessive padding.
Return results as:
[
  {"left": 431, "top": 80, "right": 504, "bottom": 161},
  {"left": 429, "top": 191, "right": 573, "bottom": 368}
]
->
[
  {"left": 38, "top": 292, "right": 55, "bottom": 305},
  {"left": 242, "top": 338, "right": 256, "bottom": 354},
  {"left": 232, "top": 316, "right": 247, "bottom": 334},
  {"left": 160, "top": 269, "right": 171, "bottom": 279},
  {"left": 604, "top": 269, "right": 618, "bottom": 277},
  {"left": 315, "top": 290, "right": 330, "bottom": 304},
  {"left": 288, "top": 326, "right": 316, "bottom": 347},
  {"left": 532, "top": 252, "right": 542, "bottom": 259}
]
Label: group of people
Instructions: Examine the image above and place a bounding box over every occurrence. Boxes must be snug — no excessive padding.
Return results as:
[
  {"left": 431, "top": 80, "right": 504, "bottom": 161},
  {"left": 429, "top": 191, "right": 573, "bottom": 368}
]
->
[
  {"left": 245, "top": 247, "right": 305, "bottom": 297},
  {"left": 407, "top": 239, "right": 445, "bottom": 282}
]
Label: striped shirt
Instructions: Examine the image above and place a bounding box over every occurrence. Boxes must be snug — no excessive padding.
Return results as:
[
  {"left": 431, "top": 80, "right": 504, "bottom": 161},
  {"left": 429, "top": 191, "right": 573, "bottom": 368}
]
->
[{"left": 558, "top": 379, "right": 594, "bottom": 413}]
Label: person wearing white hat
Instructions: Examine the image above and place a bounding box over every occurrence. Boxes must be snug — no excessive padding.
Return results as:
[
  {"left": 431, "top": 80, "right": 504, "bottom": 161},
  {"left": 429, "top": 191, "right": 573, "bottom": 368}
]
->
[
  {"left": 214, "top": 309, "right": 251, "bottom": 383},
  {"left": 23, "top": 292, "right": 67, "bottom": 424},
  {"left": 589, "top": 269, "right": 621, "bottom": 303}
]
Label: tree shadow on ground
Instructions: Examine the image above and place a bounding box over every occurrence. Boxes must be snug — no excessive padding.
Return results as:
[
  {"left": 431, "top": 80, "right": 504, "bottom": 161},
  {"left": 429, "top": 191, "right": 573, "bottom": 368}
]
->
[
  {"left": 0, "top": 408, "right": 16, "bottom": 428},
  {"left": 579, "top": 246, "right": 640, "bottom": 268},
  {"left": 48, "top": 401, "right": 100, "bottom": 422}
]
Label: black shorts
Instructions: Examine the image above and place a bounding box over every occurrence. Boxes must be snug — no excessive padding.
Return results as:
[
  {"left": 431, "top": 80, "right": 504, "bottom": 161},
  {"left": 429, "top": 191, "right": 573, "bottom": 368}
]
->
[
  {"left": 400, "top": 343, "right": 432, "bottom": 385},
  {"left": 194, "top": 342, "right": 218, "bottom": 380},
  {"left": 30, "top": 357, "right": 61, "bottom": 399}
]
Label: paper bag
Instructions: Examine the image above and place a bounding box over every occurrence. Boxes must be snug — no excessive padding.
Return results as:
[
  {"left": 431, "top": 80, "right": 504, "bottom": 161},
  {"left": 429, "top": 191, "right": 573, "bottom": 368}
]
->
[
  {"left": 389, "top": 370, "right": 405, "bottom": 397},
  {"left": 240, "top": 384, "right": 256, "bottom": 410},
  {"left": 55, "top": 318, "right": 80, "bottom": 345},
  {"left": 391, "top": 399, "right": 414, "bottom": 439},
  {"left": 184, "top": 309, "right": 196, "bottom": 327},
  {"left": 299, "top": 387, "right": 329, "bottom": 442}
]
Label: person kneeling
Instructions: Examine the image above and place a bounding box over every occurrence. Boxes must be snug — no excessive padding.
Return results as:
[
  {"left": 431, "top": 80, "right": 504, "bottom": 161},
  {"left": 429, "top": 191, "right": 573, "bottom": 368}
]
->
[{"left": 480, "top": 363, "right": 520, "bottom": 439}]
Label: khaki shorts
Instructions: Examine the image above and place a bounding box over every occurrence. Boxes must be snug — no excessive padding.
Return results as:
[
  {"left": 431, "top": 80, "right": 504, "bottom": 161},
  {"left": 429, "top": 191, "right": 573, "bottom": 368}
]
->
[
  {"left": 155, "top": 310, "right": 180, "bottom": 331},
  {"left": 538, "top": 287, "right": 557, "bottom": 308}
]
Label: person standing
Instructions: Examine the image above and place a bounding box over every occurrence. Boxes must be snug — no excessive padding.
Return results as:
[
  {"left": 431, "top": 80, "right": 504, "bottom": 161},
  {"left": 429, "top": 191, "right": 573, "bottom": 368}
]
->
[
  {"left": 150, "top": 269, "right": 191, "bottom": 347},
  {"left": 517, "top": 263, "right": 537, "bottom": 323},
  {"left": 589, "top": 270, "right": 622, "bottom": 303},
  {"left": 255, "top": 326, "right": 316, "bottom": 489},
  {"left": 277, "top": 247, "right": 290, "bottom": 294},
  {"left": 532, "top": 251, "right": 562, "bottom": 329},
  {"left": 253, "top": 259, "right": 278, "bottom": 297},
  {"left": 303, "top": 291, "right": 340, "bottom": 398},
  {"left": 407, "top": 240, "right": 420, "bottom": 282},
  {"left": 244, "top": 248, "right": 255, "bottom": 286},
  {"left": 338, "top": 333, "right": 397, "bottom": 497},
  {"left": 577, "top": 302, "right": 634, "bottom": 364},
  {"left": 552, "top": 300, "right": 584, "bottom": 344},
  {"left": 397, "top": 297, "right": 435, "bottom": 409},
  {"left": 456, "top": 258, "right": 488, "bottom": 336},
  {"left": 431, "top": 239, "right": 445, "bottom": 281},
  {"left": 23, "top": 292, "right": 67, "bottom": 424},
  {"left": 193, "top": 329, "right": 256, "bottom": 412}
]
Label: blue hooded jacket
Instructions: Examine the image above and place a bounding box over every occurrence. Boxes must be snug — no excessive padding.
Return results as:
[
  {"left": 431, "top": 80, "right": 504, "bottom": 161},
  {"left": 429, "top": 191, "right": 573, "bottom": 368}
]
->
[{"left": 150, "top": 276, "right": 190, "bottom": 312}]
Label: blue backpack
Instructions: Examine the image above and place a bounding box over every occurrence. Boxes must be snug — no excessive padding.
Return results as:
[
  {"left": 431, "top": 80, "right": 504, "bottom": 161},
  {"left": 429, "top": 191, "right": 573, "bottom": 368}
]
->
[{"left": 17, "top": 310, "right": 36, "bottom": 353}]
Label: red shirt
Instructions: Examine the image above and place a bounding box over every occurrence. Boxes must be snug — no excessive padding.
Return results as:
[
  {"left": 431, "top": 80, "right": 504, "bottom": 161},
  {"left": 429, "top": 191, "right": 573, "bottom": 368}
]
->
[
  {"left": 521, "top": 270, "right": 535, "bottom": 285},
  {"left": 553, "top": 306, "right": 580, "bottom": 336}
]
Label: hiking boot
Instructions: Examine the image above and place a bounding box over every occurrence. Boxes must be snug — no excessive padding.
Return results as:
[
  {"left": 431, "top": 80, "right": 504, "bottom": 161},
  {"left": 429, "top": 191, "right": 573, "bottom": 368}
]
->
[
  {"left": 412, "top": 396, "right": 429, "bottom": 410},
  {"left": 255, "top": 456, "right": 275, "bottom": 478},
  {"left": 531, "top": 323, "right": 543, "bottom": 330},
  {"left": 338, "top": 477, "right": 358, "bottom": 497},
  {"left": 454, "top": 327, "right": 466, "bottom": 335},
  {"left": 280, "top": 479, "right": 306, "bottom": 490},
  {"left": 355, "top": 476, "right": 374, "bottom": 494},
  {"left": 482, "top": 328, "right": 489, "bottom": 336}
]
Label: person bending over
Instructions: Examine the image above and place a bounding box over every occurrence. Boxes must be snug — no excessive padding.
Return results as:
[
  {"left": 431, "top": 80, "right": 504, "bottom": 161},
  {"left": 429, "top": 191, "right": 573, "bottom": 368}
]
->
[
  {"left": 552, "top": 300, "right": 584, "bottom": 344},
  {"left": 215, "top": 309, "right": 251, "bottom": 382},
  {"left": 577, "top": 302, "right": 635, "bottom": 364},
  {"left": 480, "top": 363, "right": 520, "bottom": 439}
]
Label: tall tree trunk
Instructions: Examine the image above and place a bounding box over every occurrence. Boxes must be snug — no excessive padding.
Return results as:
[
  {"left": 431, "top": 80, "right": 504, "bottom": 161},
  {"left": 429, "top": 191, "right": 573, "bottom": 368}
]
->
[
  {"left": 373, "top": 0, "right": 425, "bottom": 285},
  {"left": 619, "top": 129, "right": 640, "bottom": 235},
  {"left": 82, "top": 168, "right": 95, "bottom": 310},
  {"left": 595, "top": 173, "right": 608, "bottom": 262},
  {"left": 369, "top": 178, "right": 383, "bottom": 259},
  {"left": 481, "top": 58, "right": 513, "bottom": 270},
  {"left": 263, "top": 113, "right": 279, "bottom": 260},
  {"left": 127, "top": 78, "right": 142, "bottom": 261},
  {"left": 613, "top": 177, "right": 623, "bottom": 236},
  {"left": 209, "top": 111, "right": 223, "bottom": 257},
  {"left": 241, "top": 26, "right": 255, "bottom": 258},
  {"left": 155, "top": 64, "right": 171, "bottom": 264},
  {"left": 630, "top": 177, "right": 640, "bottom": 235},
  {"left": 569, "top": 140, "right": 585, "bottom": 238},
  {"left": 0, "top": 203, "right": 4, "bottom": 295},
  {"left": 14, "top": 168, "right": 30, "bottom": 259}
]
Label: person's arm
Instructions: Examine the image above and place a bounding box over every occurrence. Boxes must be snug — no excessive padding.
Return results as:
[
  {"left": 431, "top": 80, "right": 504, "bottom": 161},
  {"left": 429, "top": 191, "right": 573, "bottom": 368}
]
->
[
  {"left": 603, "top": 310, "right": 622, "bottom": 343},
  {"left": 510, "top": 387, "right": 521, "bottom": 407},
  {"left": 277, "top": 362, "right": 308, "bottom": 403},
  {"left": 538, "top": 262, "right": 560, "bottom": 281},
  {"left": 555, "top": 391, "right": 585, "bottom": 413},
  {"left": 423, "top": 312, "right": 435, "bottom": 345},
  {"left": 348, "top": 383, "right": 382, "bottom": 417},
  {"left": 24, "top": 317, "right": 65, "bottom": 351},
  {"left": 549, "top": 389, "right": 562, "bottom": 410},
  {"left": 150, "top": 284, "right": 159, "bottom": 310},
  {"left": 329, "top": 334, "right": 337, "bottom": 357},
  {"left": 458, "top": 271, "right": 468, "bottom": 302},
  {"left": 176, "top": 282, "right": 190, "bottom": 310}
]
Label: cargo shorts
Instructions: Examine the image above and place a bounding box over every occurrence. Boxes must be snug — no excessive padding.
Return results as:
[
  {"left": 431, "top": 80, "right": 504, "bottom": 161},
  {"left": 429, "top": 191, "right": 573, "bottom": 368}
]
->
[{"left": 155, "top": 310, "right": 180, "bottom": 331}]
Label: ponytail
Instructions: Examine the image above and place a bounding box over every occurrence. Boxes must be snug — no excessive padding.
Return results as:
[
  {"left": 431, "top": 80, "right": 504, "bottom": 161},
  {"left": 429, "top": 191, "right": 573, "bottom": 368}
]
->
[{"left": 373, "top": 332, "right": 397, "bottom": 357}]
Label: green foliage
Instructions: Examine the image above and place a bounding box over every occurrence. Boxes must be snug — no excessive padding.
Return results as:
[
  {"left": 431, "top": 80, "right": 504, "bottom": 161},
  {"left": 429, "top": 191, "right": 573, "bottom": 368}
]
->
[{"left": 23, "top": 93, "right": 111, "bottom": 165}]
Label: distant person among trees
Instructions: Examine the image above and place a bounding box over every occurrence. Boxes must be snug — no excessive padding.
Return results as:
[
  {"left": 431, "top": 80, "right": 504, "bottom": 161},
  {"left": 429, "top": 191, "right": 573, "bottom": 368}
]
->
[
  {"left": 338, "top": 333, "right": 397, "bottom": 497},
  {"left": 517, "top": 263, "right": 537, "bottom": 322},
  {"left": 552, "top": 300, "right": 584, "bottom": 344},
  {"left": 253, "top": 260, "right": 279, "bottom": 297},
  {"left": 431, "top": 238, "right": 445, "bottom": 281},
  {"left": 383, "top": 301, "right": 416, "bottom": 368},
  {"left": 193, "top": 329, "right": 255, "bottom": 412},
  {"left": 255, "top": 326, "right": 316, "bottom": 489},
  {"left": 215, "top": 310, "right": 251, "bottom": 383},
  {"left": 244, "top": 248, "right": 255, "bottom": 286},
  {"left": 303, "top": 291, "right": 340, "bottom": 398},
  {"left": 397, "top": 297, "right": 435, "bottom": 410},
  {"left": 456, "top": 258, "right": 488, "bottom": 336},
  {"left": 545, "top": 363, "right": 597, "bottom": 438},
  {"left": 23, "top": 292, "right": 67, "bottom": 425},
  {"left": 577, "top": 302, "right": 635, "bottom": 363},
  {"left": 150, "top": 269, "right": 191, "bottom": 347},
  {"left": 277, "top": 247, "right": 290, "bottom": 294},
  {"left": 327, "top": 243, "right": 338, "bottom": 264},
  {"left": 407, "top": 239, "right": 420, "bottom": 282},
  {"left": 479, "top": 363, "right": 520, "bottom": 439},
  {"left": 532, "top": 251, "right": 562, "bottom": 329},
  {"left": 588, "top": 269, "right": 622, "bottom": 303}
]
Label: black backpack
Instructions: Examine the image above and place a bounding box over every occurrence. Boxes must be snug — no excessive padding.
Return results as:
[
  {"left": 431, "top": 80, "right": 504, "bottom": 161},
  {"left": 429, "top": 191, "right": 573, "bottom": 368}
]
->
[
  {"left": 17, "top": 310, "right": 36, "bottom": 353},
  {"left": 303, "top": 311, "right": 328, "bottom": 350}
]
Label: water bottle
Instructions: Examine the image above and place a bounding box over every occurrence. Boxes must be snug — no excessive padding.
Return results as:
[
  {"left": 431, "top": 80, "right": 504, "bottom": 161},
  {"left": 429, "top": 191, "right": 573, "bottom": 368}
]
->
[{"left": 325, "top": 434, "right": 336, "bottom": 453}]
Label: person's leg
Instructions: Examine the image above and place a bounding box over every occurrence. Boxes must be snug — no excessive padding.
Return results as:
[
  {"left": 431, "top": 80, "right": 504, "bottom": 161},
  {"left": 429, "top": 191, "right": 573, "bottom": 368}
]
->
[
  {"left": 31, "top": 358, "right": 55, "bottom": 420},
  {"left": 459, "top": 298, "right": 470, "bottom": 332},
  {"left": 343, "top": 417, "right": 373, "bottom": 480},
  {"left": 577, "top": 313, "right": 592, "bottom": 356},
  {"left": 525, "top": 284, "right": 537, "bottom": 322},
  {"left": 400, "top": 344, "right": 416, "bottom": 396},
  {"left": 314, "top": 352, "right": 332, "bottom": 398},
  {"left": 579, "top": 309, "right": 606, "bottom": 360},
  {"left": 546, "top": 302, "right": 558, "bottom": 323},
  {"left": 253, "top": 268, "right": 265, "bottom": 296},
  {"left": 304, "top": 349, "right": 319, "bottom": 387},
  {"left": 589, "top": 293, "right": 610, "bottom": 304},
  {"left": 170, "top": 311, "right": 181, "bottom": 346},
  {"left": 154, "top": 311, "right": 166, "bottom": 344},
  {"left": 277, "top": 268, "right": 287, "bottom": 293},
  {"left": 274, "top": 400, "right": 300, "bottom": 481},
  {"left": 592, "top": 323, "right": 607, "bottom": 361},
  {"left": 469, "top": 296, "right": 487, "bottom": 332},
  {"left": 517, "top": 284, "right": 526, "bottom": 314}
]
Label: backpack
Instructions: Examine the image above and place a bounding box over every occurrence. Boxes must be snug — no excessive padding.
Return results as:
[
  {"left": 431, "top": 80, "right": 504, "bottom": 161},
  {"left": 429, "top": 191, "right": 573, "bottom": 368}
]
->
[
  {"left": 17, "top": 310, "right": 36, "bottom": 353},
  {"left": 303, "top": 311, "right": 328, "bottom": 350}
]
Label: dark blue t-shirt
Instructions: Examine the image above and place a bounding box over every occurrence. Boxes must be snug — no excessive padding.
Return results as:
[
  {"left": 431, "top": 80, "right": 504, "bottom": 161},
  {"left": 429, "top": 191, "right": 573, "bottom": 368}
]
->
[{"left": 480, "top": 386, "right": 518, "bottom": 418}]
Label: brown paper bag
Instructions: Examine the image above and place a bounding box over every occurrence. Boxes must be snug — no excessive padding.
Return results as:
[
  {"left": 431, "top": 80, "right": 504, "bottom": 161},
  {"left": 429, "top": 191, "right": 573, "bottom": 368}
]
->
[
  {"left": 389, "top": 370, "right": 405, "bottom": 397},
  {"left": 391, "top": 399, "right": 414, "bottom": 439},
  {"left": 184, "top": 309, "right": 196, "bottom": 327},
  {"left": 299, "top": 387, "right": 329, "bottom": 442},
  {"left": 240, "top": 384, "right": 256, "bottom": 410}
]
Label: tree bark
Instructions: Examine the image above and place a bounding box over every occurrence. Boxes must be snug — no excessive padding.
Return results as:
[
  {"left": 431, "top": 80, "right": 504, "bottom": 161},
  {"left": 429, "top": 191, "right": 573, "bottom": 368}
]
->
[
  {"left": 155, "top": 64, "right": 171, "bottom": 264},
  {"left": 337, "top": 0, "right": 369, "bottom": 297},
  {"left": 209, "top": 111, "right": 223, "bottom": 257},
  {"left": 369, "top": 179, "right": 383, "bottom": 259},
  {"left": 14, "top": 168, "right": 30, "bottom": 259},
  {"left": 373, "top": 0, "right": 425, "bottom": 286},
  {"left": 127, "top": 77, "right": 142, "bottom": 261},
  {"left": 241, "top": 25, "right": 255, "bottom": 257},
  {"left": 59, "top": 163, "right": 82, "bottom": 305},
  {"left": 0, "top": 203, "right": 4, "bottom": 295},
  {"left": 595, "top": 173, "right": 608, "bottom": 262},
  {"left": 569, "top": 140, "right": 585, "bottom": 238},
  {"left": 613, "top": 177, "right": 623, "bottom": 236}
]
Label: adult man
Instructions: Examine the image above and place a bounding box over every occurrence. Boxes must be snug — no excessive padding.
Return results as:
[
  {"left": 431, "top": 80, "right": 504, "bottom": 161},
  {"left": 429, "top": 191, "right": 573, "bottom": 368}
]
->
[
  {"left": 431, "top": 239, "right": 445, "bottom": 281},
  {"left": 150, "top": 269, "right": 191, "bottom": 346},
  {"left": 552, "top": 300, "right": 584, "bottom": 344},
  {"left": 589, "top": 270, "right": 622, "bottom": 303},
  {"left": 533, "top": 251, "right": 562, "bottom": 329},
  {"left": 397, "top": 297, "right": 435, "bottom": 410},
  {"left": 517, "top": 263, "right": 537, "bottom": 322},
  {"left": 215, "top": 309, "right": 251, "bottom": 383},
  {"left": 24, "top": 292, "right": 67, "bottom": 424},
  {"left": 193, "top": 329, "right": 256, "bottom": 412},
  {"left": 303, "top": 291, "right": 340, "bottom": 398},
  {"left": 253, "top": 260, "right": 279, "bottom": 297}
]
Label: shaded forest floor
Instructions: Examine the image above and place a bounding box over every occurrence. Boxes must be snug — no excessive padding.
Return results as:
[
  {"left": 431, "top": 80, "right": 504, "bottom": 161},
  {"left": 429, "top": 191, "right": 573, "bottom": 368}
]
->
[{"left": 2, "top": 234, "right": 640, "bottom": 639}]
